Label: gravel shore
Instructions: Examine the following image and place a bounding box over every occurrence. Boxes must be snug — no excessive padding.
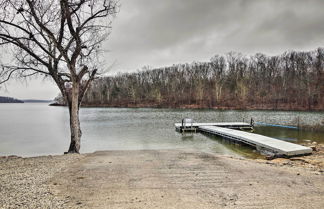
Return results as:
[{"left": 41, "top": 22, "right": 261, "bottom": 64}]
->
[
  {"left": 256, "top": 143, "right": 324, "bottom": 172},
  {"left": 0, "top": 154, "right": 84, "bottom": 209},
  {"left": 1, "top": 149, "right": 324, "bottom": 209}
]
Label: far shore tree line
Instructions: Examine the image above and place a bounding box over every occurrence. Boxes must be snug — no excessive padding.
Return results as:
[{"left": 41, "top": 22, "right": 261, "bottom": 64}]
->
[
  {"left": 75, "top": 48, "right": 324, "bottom": 111},
  {"left": 0, "top": 96, "right": 24, "bottom": 103}
]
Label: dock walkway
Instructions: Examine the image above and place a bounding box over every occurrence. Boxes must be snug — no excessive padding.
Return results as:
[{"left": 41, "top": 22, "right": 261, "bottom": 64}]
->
[
  {"left": 174, "top": 121, "right": 312, "bottom": 157},
  {"left": 198, "top": 126, "right": 312, "bottom": 156},
  {"left": 175, "top": 122, "right": 252, "bottom": 131}
]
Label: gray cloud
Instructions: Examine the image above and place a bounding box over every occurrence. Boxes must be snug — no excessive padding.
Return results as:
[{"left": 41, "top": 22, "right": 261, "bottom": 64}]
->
[
  {"left": 2, "top": 0, "right": 324, "bottom": 99},
  {"left": 105, "top": 0, "right": 324, "bottom": 72}
]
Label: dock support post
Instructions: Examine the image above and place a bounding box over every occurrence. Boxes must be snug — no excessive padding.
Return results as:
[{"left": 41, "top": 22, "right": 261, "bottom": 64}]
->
[{"left": 250, "top": 118, "right": 254, "bottom": 128}]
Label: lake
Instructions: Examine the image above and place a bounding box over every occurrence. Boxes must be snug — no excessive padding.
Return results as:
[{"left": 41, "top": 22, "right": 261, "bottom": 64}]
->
[{"left": 0, "top": 103, "right": 323, "bottom": 157}]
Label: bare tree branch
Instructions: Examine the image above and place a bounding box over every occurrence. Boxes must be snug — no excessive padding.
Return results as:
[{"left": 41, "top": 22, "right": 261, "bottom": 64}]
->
[{"left": 0, "top": 0, "right": 119, "bottom": 153}]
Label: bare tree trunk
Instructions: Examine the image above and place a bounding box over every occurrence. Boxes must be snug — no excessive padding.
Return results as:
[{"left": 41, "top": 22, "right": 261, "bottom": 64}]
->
[{"left": 67, "top": 83, "right": 82, "bottom": 153}]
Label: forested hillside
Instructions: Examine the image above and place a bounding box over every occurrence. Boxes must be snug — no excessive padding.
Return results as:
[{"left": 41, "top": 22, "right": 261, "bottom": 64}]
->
[
  {"left": 81, "top": 48, "right": 324, "bottom": 110},
  {"left": 0, "top": 96, "right": 24, "bottom": 103}
]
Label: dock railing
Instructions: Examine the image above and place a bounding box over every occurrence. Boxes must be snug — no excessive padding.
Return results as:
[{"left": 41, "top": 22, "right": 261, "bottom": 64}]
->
[{"left": 181, "top": 118, "right": 196, "bottom": 133}]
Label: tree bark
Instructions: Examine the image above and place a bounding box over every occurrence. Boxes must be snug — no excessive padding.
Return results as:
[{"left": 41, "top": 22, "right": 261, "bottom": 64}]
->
[{"left": 67, "top": 82, "right": 82, "bottom": 153}]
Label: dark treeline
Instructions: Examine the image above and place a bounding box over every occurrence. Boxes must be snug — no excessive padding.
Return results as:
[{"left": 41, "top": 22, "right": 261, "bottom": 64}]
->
[
  {"left": 81, "top": 48, "right": 324, "bottom": 110},
  {"left": 0, "top": 96, "right": 24, "bottom": 103}
]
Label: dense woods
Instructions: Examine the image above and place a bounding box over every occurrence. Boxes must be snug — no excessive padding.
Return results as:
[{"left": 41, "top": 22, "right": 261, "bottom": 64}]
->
[
  {"left": 0, "top": 96, "right": 23, "bottom": 103},
  {"left": 79, "top": 48, "right": 324, "bottom": 110}
]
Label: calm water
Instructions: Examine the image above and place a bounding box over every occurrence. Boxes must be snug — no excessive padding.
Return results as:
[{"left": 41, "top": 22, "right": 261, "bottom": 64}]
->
[{"left": 0, "top": 103, "right": 323, "bottom": 157}]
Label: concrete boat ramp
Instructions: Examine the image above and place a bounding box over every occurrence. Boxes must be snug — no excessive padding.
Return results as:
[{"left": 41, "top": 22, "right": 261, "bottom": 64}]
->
[{"left": 175, "top": 121, "right": 312, "bottom": 157}]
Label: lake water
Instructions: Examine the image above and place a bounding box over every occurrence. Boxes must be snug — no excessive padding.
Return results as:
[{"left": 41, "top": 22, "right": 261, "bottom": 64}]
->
[{"left": 0, "top": 103, "right": 323, "bottom": 157}]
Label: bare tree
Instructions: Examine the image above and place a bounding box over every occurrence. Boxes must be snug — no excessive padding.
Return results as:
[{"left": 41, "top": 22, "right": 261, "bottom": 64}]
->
[{"left": 0, "top": 0, "right": 118, "bottom": 153}]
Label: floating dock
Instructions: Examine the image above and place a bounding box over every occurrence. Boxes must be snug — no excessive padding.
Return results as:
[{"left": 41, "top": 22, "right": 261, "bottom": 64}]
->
[
  {"left": 198, "top": 126, "right": 312, "bottom": 157},
  {"left": 175, "top": 121, "right": 312, "bottom": 157},
  {"left": 175, "top": 122, "right": 253, "bottom": 131}
]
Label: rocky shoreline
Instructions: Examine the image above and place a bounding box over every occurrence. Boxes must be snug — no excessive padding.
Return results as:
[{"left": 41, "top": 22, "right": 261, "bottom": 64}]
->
[
  {"left": 265, "top": 143, "right": 324, "bottom": 173},
  {"left": 0, "top": 154, "right": 84, "bottom": 209}
]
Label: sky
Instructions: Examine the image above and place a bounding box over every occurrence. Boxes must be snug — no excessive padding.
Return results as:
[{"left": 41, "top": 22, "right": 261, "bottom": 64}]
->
[{"left": 1, "top": 0, "right": 324, "bottom": 99}]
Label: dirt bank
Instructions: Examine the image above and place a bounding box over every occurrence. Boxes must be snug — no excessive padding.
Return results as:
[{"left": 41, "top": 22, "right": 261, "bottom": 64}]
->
[
  {"left": 1, "top": 149, "right": 323, "bottom": 209},
  {"left": 263, "top": 143, "right": 324, "bottom": 172}
]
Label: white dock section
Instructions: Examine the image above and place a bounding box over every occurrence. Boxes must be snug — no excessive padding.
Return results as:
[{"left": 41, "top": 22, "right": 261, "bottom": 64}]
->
[
  {"left": 198, "top": 126, "right": 312, "bottom": 156},
  {"left": 175, "top": 122, "right": 252, "bottom": 129}
]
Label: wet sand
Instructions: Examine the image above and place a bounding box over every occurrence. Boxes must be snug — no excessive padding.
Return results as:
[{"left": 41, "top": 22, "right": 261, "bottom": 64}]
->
[{"left": 1, "top": 149, "right": 324, "bottom": 209}]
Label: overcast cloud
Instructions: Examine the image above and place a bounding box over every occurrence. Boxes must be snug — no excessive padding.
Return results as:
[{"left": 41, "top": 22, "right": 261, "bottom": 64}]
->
[{"left": 2, "top": 0, "right": 324, "bottom": 99}]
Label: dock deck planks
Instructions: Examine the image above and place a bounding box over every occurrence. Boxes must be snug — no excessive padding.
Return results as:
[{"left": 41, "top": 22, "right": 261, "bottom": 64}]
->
[
  {"left": 174, "top": 122, "right": 252, "bottom": 129},
  {"left": 198, "top": 126, "right": 312, "bottom": 156}
]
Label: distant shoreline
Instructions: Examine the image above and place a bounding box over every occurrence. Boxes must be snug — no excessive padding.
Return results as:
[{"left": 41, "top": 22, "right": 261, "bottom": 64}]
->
[
  {"left": 0, "top": 96, "right": 24, "bottom": 103},
  {"left": 0, "top": 96, "right": 52, "bottom": 104},
  {"left": 50, "top": 102, "right": 324, "bottom": 112},
  {"left": 23, "top": 100, "right": 52, "bottom": 103}
]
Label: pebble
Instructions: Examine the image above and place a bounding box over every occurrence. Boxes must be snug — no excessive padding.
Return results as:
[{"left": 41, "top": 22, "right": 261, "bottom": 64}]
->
[{"left": 0, "top": 154, "right": 83, "bottom": 209}]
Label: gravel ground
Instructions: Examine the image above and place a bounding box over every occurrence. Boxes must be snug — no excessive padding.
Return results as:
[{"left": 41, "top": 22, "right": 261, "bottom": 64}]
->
[
  {"left": 0, "top": 149, "right": 323, "bottom": 209},
  {"left": 256, "top": 143, "right": 324, "bottom": 172},
  {"left": 0, "top": 154, "right": 84, "bottom": 209}
]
